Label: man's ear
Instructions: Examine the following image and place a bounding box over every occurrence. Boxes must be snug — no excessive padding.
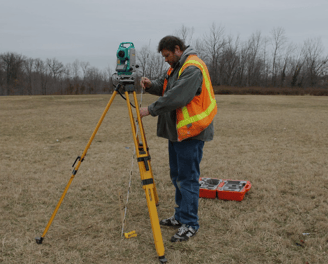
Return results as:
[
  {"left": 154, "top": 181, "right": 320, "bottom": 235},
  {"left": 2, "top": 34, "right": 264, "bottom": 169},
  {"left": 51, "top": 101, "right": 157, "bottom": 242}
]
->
[{"left": 175, "top": 45, "right": 182, "bottom": 55}]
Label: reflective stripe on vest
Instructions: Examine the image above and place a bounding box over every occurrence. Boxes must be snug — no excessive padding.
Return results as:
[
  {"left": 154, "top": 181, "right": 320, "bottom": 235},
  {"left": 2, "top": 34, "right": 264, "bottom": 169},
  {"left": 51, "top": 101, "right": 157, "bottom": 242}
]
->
[
  {"left": 176, "top": 57, "right": 217, "bottom": 130},
  {"left": 161, "top": 55, "right": 217, "bottom": 141}
]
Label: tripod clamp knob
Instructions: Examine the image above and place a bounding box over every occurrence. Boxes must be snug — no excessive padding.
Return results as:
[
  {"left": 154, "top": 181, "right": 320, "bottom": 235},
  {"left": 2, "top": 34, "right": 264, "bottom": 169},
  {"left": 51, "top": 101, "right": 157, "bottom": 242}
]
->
[
  {"left": 72, "top": 156, "right": 85, "bottom": 167},
  {"left": 137, "top": 155, "right": 151, "bottom": 171}
]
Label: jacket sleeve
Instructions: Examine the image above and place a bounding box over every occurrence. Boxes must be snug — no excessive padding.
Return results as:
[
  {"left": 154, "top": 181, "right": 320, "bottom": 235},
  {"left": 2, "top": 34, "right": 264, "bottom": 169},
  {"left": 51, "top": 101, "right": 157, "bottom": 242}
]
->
[
  {"left": 148, "top": 66, "right": 202, "bottom": 116},
  {"left": 145, "top": 74, "right": 166, "bottom": 96}
]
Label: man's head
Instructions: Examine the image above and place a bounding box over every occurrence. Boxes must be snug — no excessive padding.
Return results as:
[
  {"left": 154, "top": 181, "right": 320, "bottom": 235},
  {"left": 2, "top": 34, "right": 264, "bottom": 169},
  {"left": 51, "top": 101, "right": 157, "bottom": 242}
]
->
[{"left": 158, "top": 36, "right": 186, "bottom": 68}]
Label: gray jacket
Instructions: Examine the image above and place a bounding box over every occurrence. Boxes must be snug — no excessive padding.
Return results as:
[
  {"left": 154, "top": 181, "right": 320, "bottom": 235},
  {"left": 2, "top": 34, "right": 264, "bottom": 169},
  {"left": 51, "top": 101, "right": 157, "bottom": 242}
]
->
[{"left": 146, "top": 46, "right": 214, "bottom": 142}]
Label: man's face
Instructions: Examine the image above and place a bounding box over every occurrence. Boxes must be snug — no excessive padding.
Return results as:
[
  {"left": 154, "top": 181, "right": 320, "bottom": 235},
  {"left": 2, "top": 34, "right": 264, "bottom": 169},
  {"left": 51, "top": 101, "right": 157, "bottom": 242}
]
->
[{"left": 161, "top": 46, "right": 182, "bottom": 68}]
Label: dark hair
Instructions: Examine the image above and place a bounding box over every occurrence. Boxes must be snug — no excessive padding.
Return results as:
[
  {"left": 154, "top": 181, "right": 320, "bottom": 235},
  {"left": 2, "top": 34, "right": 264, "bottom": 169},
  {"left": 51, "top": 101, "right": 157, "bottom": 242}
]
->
[{"left": 157, "top": 35, "right": 187, "bottom": 53}]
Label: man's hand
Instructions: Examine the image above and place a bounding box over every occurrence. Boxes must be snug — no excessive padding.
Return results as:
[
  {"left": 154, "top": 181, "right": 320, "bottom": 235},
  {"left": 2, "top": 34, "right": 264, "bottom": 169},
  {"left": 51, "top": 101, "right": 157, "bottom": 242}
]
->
[
  {"left": 140, "top": 77, "right": 151, "bottom": 89},
  {"left": 139, "top": 107, "right": 150, "bottom": 118}
]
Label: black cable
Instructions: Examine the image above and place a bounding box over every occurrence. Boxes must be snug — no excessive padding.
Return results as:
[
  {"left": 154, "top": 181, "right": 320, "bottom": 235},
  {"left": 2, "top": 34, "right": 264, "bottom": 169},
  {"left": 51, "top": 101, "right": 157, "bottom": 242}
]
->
[{"left": 115, "top": 84, "right": 136, "bottom": 108}]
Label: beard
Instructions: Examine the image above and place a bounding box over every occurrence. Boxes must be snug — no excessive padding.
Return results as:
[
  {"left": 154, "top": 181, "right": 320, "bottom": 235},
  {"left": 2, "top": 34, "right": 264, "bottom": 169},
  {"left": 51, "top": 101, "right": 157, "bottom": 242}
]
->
[{"left": 170, "top": 54, "right": 180, "bottom": 68}]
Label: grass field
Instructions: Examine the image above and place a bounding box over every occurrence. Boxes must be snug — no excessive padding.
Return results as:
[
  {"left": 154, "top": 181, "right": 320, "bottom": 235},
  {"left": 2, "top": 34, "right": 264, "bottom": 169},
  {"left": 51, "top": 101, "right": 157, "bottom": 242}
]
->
[{"left": 1, "top": 94, "right": 328, "bottom": 264}]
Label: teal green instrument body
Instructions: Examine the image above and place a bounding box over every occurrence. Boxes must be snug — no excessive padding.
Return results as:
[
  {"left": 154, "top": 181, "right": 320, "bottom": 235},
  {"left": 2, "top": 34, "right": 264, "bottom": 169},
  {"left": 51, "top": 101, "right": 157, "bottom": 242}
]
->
[{"left": 116, "top": 42, "right": 136, "bottom": 76}]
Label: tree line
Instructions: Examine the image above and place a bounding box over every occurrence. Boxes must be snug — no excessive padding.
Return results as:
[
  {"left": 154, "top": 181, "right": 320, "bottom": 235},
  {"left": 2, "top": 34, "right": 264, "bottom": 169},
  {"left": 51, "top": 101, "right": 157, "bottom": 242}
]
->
[
  {"left": 0, "top": 55, "right": 113, "bottom": 95},
  {"left": 177, "top": 24, "right": 328, "bottom": 89},
  {"left": 0, "top": 24, "right": 327, "bottom": 96}
]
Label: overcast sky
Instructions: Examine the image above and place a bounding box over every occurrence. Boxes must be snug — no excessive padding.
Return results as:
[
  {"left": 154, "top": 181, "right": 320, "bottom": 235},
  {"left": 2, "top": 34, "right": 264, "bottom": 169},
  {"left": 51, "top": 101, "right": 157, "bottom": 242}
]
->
[{"left": 1, "top": 0, "right": 327, "bottom": 70}]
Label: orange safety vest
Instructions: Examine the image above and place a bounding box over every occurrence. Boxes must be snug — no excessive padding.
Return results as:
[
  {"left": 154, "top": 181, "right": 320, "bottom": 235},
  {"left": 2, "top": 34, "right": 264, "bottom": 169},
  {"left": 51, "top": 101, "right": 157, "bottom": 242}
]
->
[{"left": 163, "top": 55, "right": 217, "bottom": 141}]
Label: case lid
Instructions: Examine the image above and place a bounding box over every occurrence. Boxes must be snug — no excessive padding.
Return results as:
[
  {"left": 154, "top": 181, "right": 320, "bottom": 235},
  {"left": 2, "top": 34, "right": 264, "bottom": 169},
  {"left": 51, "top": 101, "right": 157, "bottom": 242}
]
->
[
  {"left": 220, "top": 180, "right": 247, "bottom": 192},
  {"left": 199, "top": 178, "right": 221, "bottom": 190}
]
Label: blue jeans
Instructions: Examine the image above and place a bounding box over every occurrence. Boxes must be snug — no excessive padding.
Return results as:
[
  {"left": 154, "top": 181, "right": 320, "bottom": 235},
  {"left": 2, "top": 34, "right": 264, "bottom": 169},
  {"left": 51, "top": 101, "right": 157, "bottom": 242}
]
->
[{"left": 169, "top": 139, "right": 204, "bottom": 231}]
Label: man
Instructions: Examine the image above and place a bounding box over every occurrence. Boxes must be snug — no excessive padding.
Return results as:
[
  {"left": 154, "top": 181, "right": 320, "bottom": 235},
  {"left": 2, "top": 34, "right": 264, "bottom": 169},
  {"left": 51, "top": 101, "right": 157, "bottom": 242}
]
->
[{"left": 139, "top": 36, "right": 217, "bottom": 242}]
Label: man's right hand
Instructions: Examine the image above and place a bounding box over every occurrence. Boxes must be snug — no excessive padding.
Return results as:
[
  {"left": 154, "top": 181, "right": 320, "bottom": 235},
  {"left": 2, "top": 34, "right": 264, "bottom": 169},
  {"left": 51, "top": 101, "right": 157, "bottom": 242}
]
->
[{"left": 140, "top": 77, "right": 151, "bottom": 89}]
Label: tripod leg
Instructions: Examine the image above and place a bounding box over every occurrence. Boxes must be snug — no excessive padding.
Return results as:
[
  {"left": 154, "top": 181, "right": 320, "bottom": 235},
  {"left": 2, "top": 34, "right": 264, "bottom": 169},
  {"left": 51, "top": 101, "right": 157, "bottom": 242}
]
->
[
  {"left": 36, "top": 91, "right": 118, "bottom": 243},
  {"left": 125, "top": 92, "right": 166, "bottom": 262},
  {"left": 132, "top": 92, "right": 160, "bottom": 206}
]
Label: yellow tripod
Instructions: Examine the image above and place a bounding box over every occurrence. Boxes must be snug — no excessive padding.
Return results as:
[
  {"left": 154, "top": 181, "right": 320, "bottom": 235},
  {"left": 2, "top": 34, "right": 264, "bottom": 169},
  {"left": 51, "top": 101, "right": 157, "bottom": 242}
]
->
[{"left": 35, "top": 83, "right": 167, "bottom": 263}]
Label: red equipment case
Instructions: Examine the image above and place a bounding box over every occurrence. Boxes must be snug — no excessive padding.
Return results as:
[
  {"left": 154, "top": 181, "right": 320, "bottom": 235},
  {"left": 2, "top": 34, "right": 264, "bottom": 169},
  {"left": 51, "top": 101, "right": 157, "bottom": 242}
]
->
[
  {"left": 199, "top": 178, "right": 221, "bottom": 199},
  {"left": 199, "top": 178, "right": 251, "bottom": 201},
  {"left": 217, "top": 179, "right": 251, "bottom": 201}
]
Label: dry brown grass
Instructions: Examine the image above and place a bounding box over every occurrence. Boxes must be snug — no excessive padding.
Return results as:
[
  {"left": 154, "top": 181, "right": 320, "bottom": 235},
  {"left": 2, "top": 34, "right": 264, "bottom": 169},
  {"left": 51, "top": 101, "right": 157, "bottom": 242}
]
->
[{"left": 1, "top": 94, "right": 328, "bottom": 264}]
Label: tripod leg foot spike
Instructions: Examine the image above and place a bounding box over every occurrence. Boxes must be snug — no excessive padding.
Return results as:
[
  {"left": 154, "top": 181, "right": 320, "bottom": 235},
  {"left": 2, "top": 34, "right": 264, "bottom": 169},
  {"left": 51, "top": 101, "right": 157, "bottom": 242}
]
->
[
  {"left": 35, "top": 237, "right": 44, "bottom": 244},
  {"left": 159, "top": 256, "right": 167, "bottom": 263}
]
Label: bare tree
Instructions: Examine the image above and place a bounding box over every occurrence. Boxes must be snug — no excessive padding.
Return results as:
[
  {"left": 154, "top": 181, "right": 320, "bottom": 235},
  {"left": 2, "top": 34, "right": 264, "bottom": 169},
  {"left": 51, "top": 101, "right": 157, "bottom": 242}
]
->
[
  {"left": 47, "top": 58, "right": 64, "bottom": 80},
  {"left": 261, "top": 36, "right": 271, "bottom": 87},
  {"left": 137, "top": 45, "right": 167, "bottom": 80},
  {"left": 0, "top": 52, "right": 25, "bottom": 95},
  {"left": 72, "top": 59, "right": 81, "bottom": 78},
  {"left": 102, "top": 65, "right": 113, "bottom": 93},
  {"left": 220, "top": 35, "right": 240, "bottom": 86},
  {"left": 148, "top": 52, "right": 167, "bottom": 79},
  {"left": 137, "top": 45, "right": 151, "bottom": 77},
  {"left": 23, "top": 58, "right": 34, "bottom": 95},
  {"left": 236, "top": 40, "right": 251, "bottom": 86},
  {"left": 270, "top": 27, "right": 287, "bottom": 86},
  {"left": 34, "top": 58, "right": 50, "bottom": 95},
  {"left": 200, "top": 23, "right": 226, "bottom": 85},
  {"left": 64, "top": 59, "right": 83, "bottom": 94},
  {"left": 302, "top": 38, "right": 328, "bottom": 87},
  {"left": 85, "top": 67, "right": 102, "bottom": 93},
  {"left": 80, "top": 61, "right": 90, "bottom": 94},
  {"left": 174, "top": 24, "right": 195, "bottom": 45},
  {"left": 80, "top": 61, "right": 90, "bottom": 77},
  {"left": 0, "top": 58, "right": 4, "bottom": 95},
  {"left": 278, "top": 42, "right": 295, "bottom": 87},
  {"left": 245, "top": 31, "right": 263, "bottom": 87}
]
